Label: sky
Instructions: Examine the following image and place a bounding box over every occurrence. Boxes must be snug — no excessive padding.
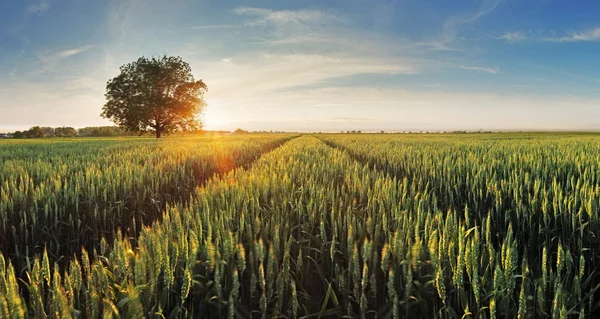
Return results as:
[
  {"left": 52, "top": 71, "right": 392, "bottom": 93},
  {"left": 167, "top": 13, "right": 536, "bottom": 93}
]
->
[{"left": 2, "top": 0, "right": 600, "bottom": 132}]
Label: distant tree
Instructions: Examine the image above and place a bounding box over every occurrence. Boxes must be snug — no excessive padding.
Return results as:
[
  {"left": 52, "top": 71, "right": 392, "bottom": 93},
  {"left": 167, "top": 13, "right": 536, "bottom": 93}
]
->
[
  {"left": 233, "top": 128, "right": 248, "bottom": 134},
  {"left": 55, "top": 127, "right": 65, "bottom": 137},
  {"left": 26, "top": 126, "right": 44, "bottom": 138},
  {"left": 12, "top": 131, "right": 24, "bottom": 138},
  {"left": 39, "top": 127, "right": 55, "bottom": 137},
  {"left": 55, "top": 127, "right": 76, "bottom": 137},
  {"left": 65, "top": 127, "right": 77, "bottom": 137},
  {"left": 102, "top": 55, "right": 208, "bottom": 138},
  {"left": 77, "top": 126, "right": 135, "bottom": 137}
]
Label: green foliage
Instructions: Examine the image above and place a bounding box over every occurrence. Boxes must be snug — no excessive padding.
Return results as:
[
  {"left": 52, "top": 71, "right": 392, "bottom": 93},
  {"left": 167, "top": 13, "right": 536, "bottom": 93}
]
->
[
  {"left": 11, "top": 126, "right": 105, "bottom": 138},
  {"left": 102, "top": 55, "right": 208, "bottom": 138},
  {"left": 76, "top": 126, "right": 133, "bottom": 137}
]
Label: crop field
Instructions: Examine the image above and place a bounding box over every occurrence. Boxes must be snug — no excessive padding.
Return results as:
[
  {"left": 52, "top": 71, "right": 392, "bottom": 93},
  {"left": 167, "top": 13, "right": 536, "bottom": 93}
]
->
[{"left": 1, "top": 133, "right": 600, "bottom": 318}]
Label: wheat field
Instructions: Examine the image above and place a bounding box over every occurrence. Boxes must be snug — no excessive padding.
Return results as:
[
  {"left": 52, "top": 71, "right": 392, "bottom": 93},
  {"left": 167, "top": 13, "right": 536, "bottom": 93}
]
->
[{"left": 1, "top": 133, "right": 599, "bottom": 318}]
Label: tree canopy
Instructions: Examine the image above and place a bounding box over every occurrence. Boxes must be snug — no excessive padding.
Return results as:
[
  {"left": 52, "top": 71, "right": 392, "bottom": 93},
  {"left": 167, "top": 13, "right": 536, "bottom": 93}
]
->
[{"left": 102, "top": 55, "right": 207, "bottom": 138}]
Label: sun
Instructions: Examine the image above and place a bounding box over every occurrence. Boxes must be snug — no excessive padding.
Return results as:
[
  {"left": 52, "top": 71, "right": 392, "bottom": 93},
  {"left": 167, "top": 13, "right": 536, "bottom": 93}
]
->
[{"left": 202, "top": 102, "right": 232, "bottom": 131}]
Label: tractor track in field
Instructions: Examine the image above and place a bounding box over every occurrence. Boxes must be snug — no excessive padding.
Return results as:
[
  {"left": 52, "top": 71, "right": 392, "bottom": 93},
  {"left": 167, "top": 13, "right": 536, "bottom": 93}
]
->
[
  {"left": 316, "top": 136, "right": 392, "bottom": 173},
  {"left": 315, "top": 136, "right": 475, "bottom": 216},
  {"left": 122, "top": 135, "right": 301, "bottom": 234},
  {"left": 100, "top": 135, "right": 302, "bottom": 249}
]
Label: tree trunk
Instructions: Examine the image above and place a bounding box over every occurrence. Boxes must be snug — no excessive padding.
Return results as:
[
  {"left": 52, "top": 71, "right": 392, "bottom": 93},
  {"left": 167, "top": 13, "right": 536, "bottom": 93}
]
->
[{"left": 155, "top": 130, "right": 161, "bottom": 138}]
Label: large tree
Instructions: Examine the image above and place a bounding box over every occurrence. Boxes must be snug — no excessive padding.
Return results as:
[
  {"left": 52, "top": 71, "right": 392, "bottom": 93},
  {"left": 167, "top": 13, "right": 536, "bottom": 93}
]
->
[{"left": 102, "top": 55, "right": 207, "bottom": 138}]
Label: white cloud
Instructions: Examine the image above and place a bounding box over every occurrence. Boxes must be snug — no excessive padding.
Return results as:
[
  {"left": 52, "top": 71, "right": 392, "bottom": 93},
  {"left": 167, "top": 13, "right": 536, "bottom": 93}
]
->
[
  {"left": 446, "top": 0, "right": 501, "bottom": 32},
  {"left": 220, "top": 58, "right": 234, "bottom": 66},
  {"left": 191, "top": 24, "right": 240, "bottom": 30},
  {"left": 189, "top": 6, "right": 427, "bottom": 99},
  {"left": 234, "top": 7, "right": 346, "bottom": 27},
  {"left": 27, "top": 0, "right": 50, "bottom": 14},
  {"left": 9, "top": 66, "right": 18, "bottom": 77},
  {"left": 202, "top": 53, "right": 419, "bottom": 99},
  {"left": 499, "top": 31, "right": 525, "bottom": 43},
  {"left": 459, "top": 65, "right": 499, "bottom": 74},
  {"left": 544, "top": 27, "right": 600, "bottom": 42},
  {"left": 504, "top": 27, "right": 600, "bottom": 43},
  {"left": 38, "top": 45, "right": 94, "bottom": 64},
  {"left": 420, "top": 0, "right": 502, "bottom": 51},
  {"left": 106, "top": 0, "right": 181, "bottom": 44}
]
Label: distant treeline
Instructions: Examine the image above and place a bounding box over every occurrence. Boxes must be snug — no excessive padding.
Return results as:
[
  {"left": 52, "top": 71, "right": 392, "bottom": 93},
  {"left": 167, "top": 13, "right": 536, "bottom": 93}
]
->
[
  {"left": 0, "top": 127, "right": 269, "bottom": 139},
  {"left": 232, "top": 129, "right": 288, "bottom": 134},
  {"left": 1, "top": 126, "right": 136, "bottom": 138}
]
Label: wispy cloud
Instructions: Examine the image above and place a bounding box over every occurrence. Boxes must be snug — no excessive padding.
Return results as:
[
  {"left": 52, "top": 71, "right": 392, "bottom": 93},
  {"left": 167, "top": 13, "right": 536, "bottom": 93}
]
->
[
  {"left": 234, "top": 7, "right": 346, "bottom": 27},
  {"left": 38, "top": 45, "right": 94, "bottom": 64},
  {"left": 459, "top": 65, "right": 500, "bottom": 74},
  {"left": 501, "top": 27, "right": 600, "bottom": 43},
  {"left": 9, "top": 66, "right": 18, "bottom": 77},
  {"left": 27, "top": 0, "right": 50, "bottom": 14},
  {"left": 191, "top": 24, "right": 240, "bottom": 30},
  {"left": 27, "top": 45, "right": 96, "bottom": 76},
  {"left": 203, "top": 53, "right": 419, "bottom": 99},
  {"left": 216, "top": 6, "right": 426, "bottom": 90},
  {"left": 543, "top": 27, "right": 600, "bottom": 42},
  {"left": 229, "top": 6, "right": 429, "bottom": 68},
  {"left": 419, "top": 0, "right": 502, "bottom": 51},
  {"left": 499, "top": 31, "right": 526, "bottom": 43},
  {"left": 447, "top": 0, "right": 502, "bottom": 27},
  {"left": 220, "top": 58, "right": 235, "bottom": 66},
  {"left": 106, "top": 0, "right": 181, "bottom": 44}
]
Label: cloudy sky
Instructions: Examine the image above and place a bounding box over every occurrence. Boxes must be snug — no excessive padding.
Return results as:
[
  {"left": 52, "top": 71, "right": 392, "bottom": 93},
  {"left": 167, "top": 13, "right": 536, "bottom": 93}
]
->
[{"left": 2, "top": 0, "right": 600, "bottom": 132}]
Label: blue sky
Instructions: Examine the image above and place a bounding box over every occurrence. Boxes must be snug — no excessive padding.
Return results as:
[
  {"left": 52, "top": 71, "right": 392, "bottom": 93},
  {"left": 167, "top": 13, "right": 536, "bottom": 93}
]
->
[{"left": 2, "top": 0, "right": 600, "bottom": 132}]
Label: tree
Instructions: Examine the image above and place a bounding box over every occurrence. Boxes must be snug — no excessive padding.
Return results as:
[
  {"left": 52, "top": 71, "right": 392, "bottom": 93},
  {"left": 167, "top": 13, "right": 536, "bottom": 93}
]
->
[
  {"left": 233, "top": 128, "right": 248, "bottom": 134},
  {"left": 102, "top": 55, "right": 208, "bottom": 138},
  {"left": 78, "top": 126, "right": 125, "bottom": 137},
  {"left": 55, "top": 127, "right": 76, "bottom": 137},
  {"left": 40, "top": 127, "right": 55, "bottom": 137},
  {"left": 26, "top": 126, "right": 44, "bottom": 138}
]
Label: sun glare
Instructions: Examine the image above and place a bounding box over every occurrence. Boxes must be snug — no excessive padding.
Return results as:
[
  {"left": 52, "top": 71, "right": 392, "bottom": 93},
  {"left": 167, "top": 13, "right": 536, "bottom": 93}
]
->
[{"left": 203, "top": 103, "right": 231, "bottom": 131}]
